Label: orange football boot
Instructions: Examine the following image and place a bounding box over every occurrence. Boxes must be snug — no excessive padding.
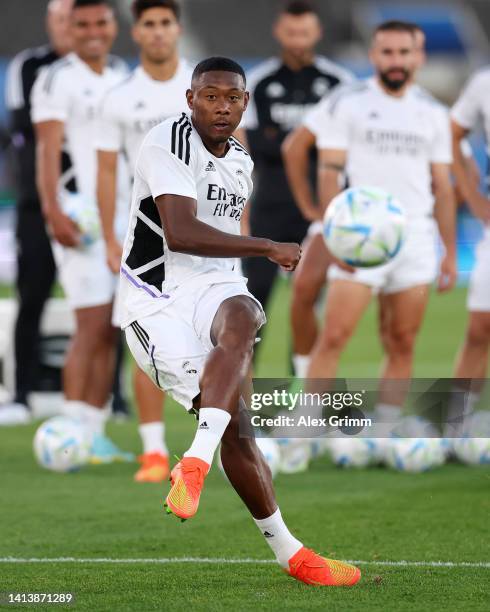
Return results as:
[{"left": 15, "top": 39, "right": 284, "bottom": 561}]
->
[
  {"left": 164, "top": 457, "right": 210, "bottom": 520},
  {"left": 134, "top": 452, "right": 169, "bottom": 483},
  {"left": 287, "top": 547, "right": 361, "bottom": 586}
]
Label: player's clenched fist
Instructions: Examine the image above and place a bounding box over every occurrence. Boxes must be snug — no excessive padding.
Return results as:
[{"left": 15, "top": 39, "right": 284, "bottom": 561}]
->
[{"left": 267, "top": 242, "right": 302, "bottom": 271}]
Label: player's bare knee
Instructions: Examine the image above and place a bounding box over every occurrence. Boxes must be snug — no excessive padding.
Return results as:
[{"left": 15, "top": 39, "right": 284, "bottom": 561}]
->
[
  {"left": 467, "top": 318, "right": 490, "bottom": 345},
  {"left": 386, "top": 328, "right": 416, "bottom": 357},
  {"left": 214, "top": 299, "right": 261, "bottom": 355},
  {"left": 292, "top": 272, "right": 319, "bottom": 306},
  {"left": 319, "top": 326, "right": 351, "bottom": 353}
]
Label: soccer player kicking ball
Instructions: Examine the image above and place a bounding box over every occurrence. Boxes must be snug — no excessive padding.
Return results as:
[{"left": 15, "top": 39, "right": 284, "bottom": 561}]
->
[{"left": 119, "top": 56, "right": 360, "bottom": 586}]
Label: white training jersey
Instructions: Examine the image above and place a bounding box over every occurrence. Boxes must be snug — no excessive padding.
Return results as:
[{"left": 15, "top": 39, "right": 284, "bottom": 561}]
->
[
  {"left": 95, "top": 61, "right": 193, "bottom": 174},
  {"left": 31, "top": 52, "right": 129, "bottom": 228},
  {"left": 451, "top": 67, "right": 490, "bottom": 153},
  {"left": 304, "top": 77, "right": 452, "bottom": 222},
  {"left": 119, "top": 113, "right": 254, "bottom": 328}
]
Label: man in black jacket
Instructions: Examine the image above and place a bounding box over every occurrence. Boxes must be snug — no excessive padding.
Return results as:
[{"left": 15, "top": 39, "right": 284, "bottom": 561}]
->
[
  {"left": 240, "top": 0, "right": 353, "bottom": 324},
  {"left": 0, "top": 0, "right": 73, "bottom": 425}
]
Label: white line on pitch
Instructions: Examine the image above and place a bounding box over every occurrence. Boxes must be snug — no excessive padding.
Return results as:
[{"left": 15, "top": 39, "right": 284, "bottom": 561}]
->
[{"left": 0, "top": 557, "right": 489, "bottom": 568}]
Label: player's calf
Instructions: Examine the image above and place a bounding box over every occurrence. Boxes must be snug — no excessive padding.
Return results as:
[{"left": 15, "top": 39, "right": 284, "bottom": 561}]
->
[{"left": 220, "top": 399, "right": 277, "bottom": 518}]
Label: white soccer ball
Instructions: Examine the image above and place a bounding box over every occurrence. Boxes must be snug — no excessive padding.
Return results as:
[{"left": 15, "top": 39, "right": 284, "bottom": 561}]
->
[
  {"left": 33, "top": 416, "right": 91, "bottom": 473},
  {"left": 256, "top": 437, "right": 282, "bottom": 478},
  {"left": 328, "top": 437, "right": 379, "bottom": 468},
  {"left": 384, "top": 438, "right": 446, "bottom": 473},
  {"left": 452, "top": 411, "right": 490, "bottom": 465},
  {"left": 453, "top": 438, "right": 490, "bottom": 466},
  {"left": 323, "top": 186, "right": 407, "bottom": 267},
  {"left": 276, "top": 438, "right": 311, "bottom": 474},
  {"left": 217, "top": 437, "right": 281, "bottom": 480},
  {"left": 63, "top": 193, "right": 101, "bottom": 246},
  {"left": 391, "top": 415, "right": 440, "bottom": 439}
]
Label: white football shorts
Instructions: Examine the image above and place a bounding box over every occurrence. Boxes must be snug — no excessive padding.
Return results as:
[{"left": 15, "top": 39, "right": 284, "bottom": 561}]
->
[
  {"left": 468, "top": 228, "right": 490, "bottom": 311},
  {"left": 124, "top": 281, "right": 266, "bottom": 411},
  {"left": 52, "top": 239, "right": 117, "bottom": 310},
  {"left": 328, "top": 218, "right": 439, "bottom": 294}
]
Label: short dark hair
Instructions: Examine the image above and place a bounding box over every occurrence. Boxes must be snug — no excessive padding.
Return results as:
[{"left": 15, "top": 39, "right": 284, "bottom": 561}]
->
[
  {"left": 131, "top": 0, "right": 180, "bottom": 21},
  {"left": 73, "top": 0, "right": 113, "bottom": 9},
  {"left": 374, "top": 20, "right": 417, "bottom": 38},
  {"left": 192, "top": 57, "right": 246, "bottom": 86},
  {"left": 281, "top": 0, "right": 318, "bottom": 17}
]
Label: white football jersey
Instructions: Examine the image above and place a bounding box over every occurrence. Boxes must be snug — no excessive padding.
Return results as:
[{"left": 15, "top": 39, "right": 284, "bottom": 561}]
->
[
  {"left": 95, "top": 61, "right": 193, "bottom": 174},
  {"left": 31, "top": 52, "right": 129, "bottom": 229},
  {"left": 119, "top": 113, "right": 254, "bottom": 328},
  {"left": 452, "top": 68, "right": 490, "bottom": 150},
  {"left": 304, "top": 78, "right": 452, "bottom": 221}
]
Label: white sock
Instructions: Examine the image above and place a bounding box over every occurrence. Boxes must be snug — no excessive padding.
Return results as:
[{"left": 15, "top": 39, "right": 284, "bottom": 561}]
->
[
  {"left": 374, "top": 403, "right": 403, "bottom": 437},
  {"left": 375, "top": 403, "right": 403, "bottom": 422},
  {"left": 293, "top": 354, "right": 311, "bottom": 378},
  {"left": 139, "top": 422, "right": 168, "bottom": 455},
  {"left": 81, "top": 403, "right": 108, "bottom": 438},
  {"left": 184, "top": 408, "right": 231, "bottom": 465},
  {"left": 254, "top": 508, "right": 303, "bottom": 568},
  {"left": 446, "top": 387, "right": 479, "bottom": 436},
  {"left": 60, "top": 400, "right": 87, "bottom": 420}
]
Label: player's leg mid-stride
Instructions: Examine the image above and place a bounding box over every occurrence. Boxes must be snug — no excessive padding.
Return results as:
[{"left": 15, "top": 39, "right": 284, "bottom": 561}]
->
[{"left": 164, "top": 295, "right": 360, "bottom": 587}]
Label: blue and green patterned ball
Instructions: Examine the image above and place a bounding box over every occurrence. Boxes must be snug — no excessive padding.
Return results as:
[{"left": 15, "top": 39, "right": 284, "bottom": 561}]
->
[{"left": 323, "top": 186, "right": 407, "bottom": 268}]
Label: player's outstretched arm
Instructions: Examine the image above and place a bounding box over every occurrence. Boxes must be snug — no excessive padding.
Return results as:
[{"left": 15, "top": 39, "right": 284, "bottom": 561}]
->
[
  {"left": 156, "top": 194, "right": 301, "bottom": 271},
  {"left": 34, "top": 120, "right": 80, "bottom": 247},
  {"left": 452, "top": 120, "right": 490, "bottom": 223},
  {"left": 282, "top": 126, "right": 321, "bottom": 222},
  {"left": 97, "top": 149, "right": 122, "bottom": 273},
  {"left": 432, "top": 162, "right": 457, "bottom": 292}
]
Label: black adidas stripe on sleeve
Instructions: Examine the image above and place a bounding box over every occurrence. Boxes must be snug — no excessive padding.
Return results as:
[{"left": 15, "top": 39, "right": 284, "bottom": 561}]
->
[
  {"left": 229, "top": 136, "right": 250, "bottom": 157},
  {"left": 171, "top": 113, "right": 192, "bottom": 165}
]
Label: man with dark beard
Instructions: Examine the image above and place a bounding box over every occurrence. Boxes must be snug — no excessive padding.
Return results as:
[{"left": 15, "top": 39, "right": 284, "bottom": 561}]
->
[{"left": 303, "top": 21, "right": 456, "bottom": 426}]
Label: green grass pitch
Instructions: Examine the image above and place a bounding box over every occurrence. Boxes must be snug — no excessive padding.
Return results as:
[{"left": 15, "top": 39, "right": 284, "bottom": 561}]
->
[{"left": 0, "top": 282, "right": 489, "bottom": 611}]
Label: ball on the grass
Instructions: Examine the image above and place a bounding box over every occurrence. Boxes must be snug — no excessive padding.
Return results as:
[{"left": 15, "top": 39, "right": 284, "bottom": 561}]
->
[
  {"left": 256, "top": 437, "right": 281, "bottom": 478},
  {"left": 217, "top": 437, "right": 281, "bottom": 480},
  {"left": 276, "top": 438, "right": 311, "bottom": 474},
  {"left": 452, "top": 411, "right": 490, "bottom": 465},
  {"left": 328, "top": 437, "right": 379, "bottom": 468},
  {"left": 323, "top": 186, "right": 407, "bottom": 267},
  {"left": 384, "top": 438, "right": 446, "bottom": 473},
  {"left": 33, "top": 416, "right": 91, "bottom": 473}
]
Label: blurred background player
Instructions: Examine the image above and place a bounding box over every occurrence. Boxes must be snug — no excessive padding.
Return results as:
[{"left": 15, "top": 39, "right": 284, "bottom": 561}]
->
[
  {"left": 306, "top": 21, "right": 456, "bottom": 430},
  {"left": 282, "top": 21, "right": 461, "bottom": 379},
  {"left": 96, "top": 0, "right": 192, "bottom": 481},
  {"left": 449, "top": 64, "right": 490, "bottom": 432},
  {"left": 0, "top": 0, "right": 74, "bottom": 426},
  {"left": 31, "top": 0, "right": 133, "bottom": 462},
  {"left": 238, "top": 0, "right": 353, "bottom": 342}
]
